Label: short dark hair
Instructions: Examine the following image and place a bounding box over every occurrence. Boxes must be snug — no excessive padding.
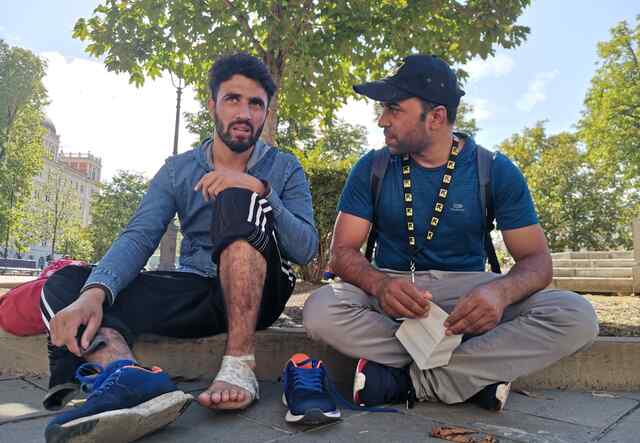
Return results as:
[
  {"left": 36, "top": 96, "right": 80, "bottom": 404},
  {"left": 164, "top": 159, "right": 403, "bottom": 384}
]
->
[
  {"left": 208, "top": 52, "right": 277, "bottom": 103},
  {"left": 420, "top": 99, "right": 457, "bottom": 125}
]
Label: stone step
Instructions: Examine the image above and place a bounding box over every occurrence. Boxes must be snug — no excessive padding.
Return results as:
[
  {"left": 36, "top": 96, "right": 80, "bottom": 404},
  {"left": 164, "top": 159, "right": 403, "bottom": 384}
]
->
[
  {"left": 553, "top": 267, "right": 633, "bottom": 278},
  {"left": 552, "top": 259, "right": 635, "bottom": 268},
  {"left": 551, "top": 277, "right": 633, "bottom": 294},
  {"left": 551, "top": 251, "right": 634, "bottom": 260},
  {"left": 1, "top": 330, "right": 640, "bottom": 392}
]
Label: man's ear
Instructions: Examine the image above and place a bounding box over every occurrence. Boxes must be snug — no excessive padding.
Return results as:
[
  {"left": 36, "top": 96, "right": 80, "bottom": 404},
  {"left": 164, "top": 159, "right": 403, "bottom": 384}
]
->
[
  {"left": 429, "top": 106, "right": 448, "bottom": 130},
  {"left": 207, "top": 97, "right": 215, "bottom": 118}
]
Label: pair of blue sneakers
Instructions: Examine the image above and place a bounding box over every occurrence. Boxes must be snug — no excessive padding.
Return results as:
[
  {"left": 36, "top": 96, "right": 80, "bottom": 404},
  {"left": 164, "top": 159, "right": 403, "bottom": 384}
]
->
[
  {"left": 45, "top": 359, "right": 193, "bottom": 443},
  {"left": 281, "top": 353, "right": 398, "bottom": 425}
]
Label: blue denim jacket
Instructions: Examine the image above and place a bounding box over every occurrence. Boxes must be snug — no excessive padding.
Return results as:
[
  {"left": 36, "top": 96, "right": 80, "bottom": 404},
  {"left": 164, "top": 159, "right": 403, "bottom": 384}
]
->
[{"left": 83, "top": 138, "right": 319, "bottom": 303}]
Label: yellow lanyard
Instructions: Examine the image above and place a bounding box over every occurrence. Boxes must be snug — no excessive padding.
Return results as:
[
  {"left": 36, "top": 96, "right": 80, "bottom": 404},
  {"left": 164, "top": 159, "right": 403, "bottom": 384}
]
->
[{"left": 401, "top": 137, "right": 460, "bottom": 282}]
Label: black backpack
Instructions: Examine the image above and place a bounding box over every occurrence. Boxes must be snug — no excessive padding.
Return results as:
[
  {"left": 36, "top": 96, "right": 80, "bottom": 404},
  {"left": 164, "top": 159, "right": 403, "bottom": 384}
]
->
[{"left": 364, "top": 142, "right": 502, "bottom": 274}]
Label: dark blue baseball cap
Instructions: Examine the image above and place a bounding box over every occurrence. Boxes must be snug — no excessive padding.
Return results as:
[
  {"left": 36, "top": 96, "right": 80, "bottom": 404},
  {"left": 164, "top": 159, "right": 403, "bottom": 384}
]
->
[{"left": 353, "top": 54, "right": 465, "bottom": 107}]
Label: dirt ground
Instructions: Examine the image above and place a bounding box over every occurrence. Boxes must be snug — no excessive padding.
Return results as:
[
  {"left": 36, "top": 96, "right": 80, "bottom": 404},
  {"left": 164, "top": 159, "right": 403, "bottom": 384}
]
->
[{"left": 3, "top": 284, "right": 639, "bottom": 336}]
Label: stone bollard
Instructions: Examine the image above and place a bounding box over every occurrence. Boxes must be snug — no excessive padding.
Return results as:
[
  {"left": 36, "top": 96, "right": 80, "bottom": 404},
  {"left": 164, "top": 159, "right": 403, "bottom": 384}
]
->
[{"left": 634, "top": 218, "right": 640, "bottom": 293}]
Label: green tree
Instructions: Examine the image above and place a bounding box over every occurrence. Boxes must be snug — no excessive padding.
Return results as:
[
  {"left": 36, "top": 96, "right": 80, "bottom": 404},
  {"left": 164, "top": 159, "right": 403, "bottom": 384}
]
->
[
  {"left": 0, "top": 40, "right": 47, "bottom": 161},
  {"left": 29, "top": 168, "right": 85, "bottom": 258},
  {"left": 455, "top": 100, "right": 480, "bottom": 137},
  {"left": 73, "top": 0, "right": 530, "bottom": 144},
  {"left": 59, "top": 223, "right": 95, "bottom": 262},
  {"left": 499, "top": 122, "right": 639, "bottom": 251},
  {"left": 0, "top": 41, "right": 48, "bottom": 257},
  {"left": 89, "top": 170, "right": 148, "bottom": 261},
  {"left": 578, "top": 17, "right": 640, "bottom": 179}
]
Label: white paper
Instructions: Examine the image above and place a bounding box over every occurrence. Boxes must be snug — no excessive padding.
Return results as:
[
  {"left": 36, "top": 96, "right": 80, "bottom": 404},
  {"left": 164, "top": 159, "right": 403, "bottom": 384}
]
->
[{"left": 395, "top": 301, "right": 462, "bottom": 370}]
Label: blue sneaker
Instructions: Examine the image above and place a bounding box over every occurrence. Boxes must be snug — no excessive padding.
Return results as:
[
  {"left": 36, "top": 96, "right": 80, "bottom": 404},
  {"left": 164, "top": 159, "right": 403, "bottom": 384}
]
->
[
  {"left": 282, "top": 353, "right": 341, "bottom": 425},
  {"left": 353, "top": 359, "right": 415, "bottom": 408},
  {"left": 45, "top": 359, "right": 193, "bottom": 443}
]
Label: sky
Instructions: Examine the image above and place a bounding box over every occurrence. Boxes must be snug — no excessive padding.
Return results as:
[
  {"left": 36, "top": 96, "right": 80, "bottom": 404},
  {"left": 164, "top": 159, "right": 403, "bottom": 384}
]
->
[{"left": 1, "top": 1, "right": 638, "bottom": 180}]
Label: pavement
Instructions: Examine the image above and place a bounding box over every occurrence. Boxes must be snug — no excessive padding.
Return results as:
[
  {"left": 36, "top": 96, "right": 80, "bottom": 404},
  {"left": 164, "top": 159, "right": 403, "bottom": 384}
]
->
[{"left": 1, "top": 375, "right": 640, "bottom": 442}]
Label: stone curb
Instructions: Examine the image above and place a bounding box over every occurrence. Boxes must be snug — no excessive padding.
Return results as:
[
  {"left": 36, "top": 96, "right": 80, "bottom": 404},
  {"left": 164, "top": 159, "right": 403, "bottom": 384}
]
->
[{"left": 1, "top": 329, "right": 639, "bottom": 391}]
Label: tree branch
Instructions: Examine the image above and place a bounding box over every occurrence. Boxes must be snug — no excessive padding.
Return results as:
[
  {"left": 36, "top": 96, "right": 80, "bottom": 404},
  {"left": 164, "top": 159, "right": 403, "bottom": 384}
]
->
[
  {"left": 624, "top": 39, "right": 639, "bottom": 69},
  {"left": 221, "top": 0, "right": 266, "bottom": 57}
]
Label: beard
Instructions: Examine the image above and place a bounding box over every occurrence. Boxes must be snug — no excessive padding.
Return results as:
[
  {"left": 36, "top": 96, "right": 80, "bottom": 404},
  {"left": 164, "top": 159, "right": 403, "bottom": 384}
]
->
[
  {"left": 385, "top": 124, "right": 432, "bottom": 155},
  {"left": 214, "top": 111, "right": 265, "bottom": 153}
]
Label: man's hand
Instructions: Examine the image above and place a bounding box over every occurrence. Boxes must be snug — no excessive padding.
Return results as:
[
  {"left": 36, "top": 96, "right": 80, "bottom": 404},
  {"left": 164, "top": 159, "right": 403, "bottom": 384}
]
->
[
  {"left": 444, "top": 283, "right": 507, "bottom": 336},
  {"left": 375, "top": 277, "right": 432, "bottom": 319},
  {"left": 50, "top": 287, "right": 105, "bottom": 356},
  {"left": 194, "top": 170, "right": 264, "bottom": 201}
]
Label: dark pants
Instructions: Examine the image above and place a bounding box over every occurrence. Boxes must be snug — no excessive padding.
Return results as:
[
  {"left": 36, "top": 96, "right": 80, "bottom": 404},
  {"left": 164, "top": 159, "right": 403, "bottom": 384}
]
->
[{"left": 41, "top": 188, "right": 296, "bottom": 388}]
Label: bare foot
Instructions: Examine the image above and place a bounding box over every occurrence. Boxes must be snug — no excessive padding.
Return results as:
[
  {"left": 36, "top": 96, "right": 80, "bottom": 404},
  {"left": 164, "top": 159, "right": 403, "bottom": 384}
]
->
[{"left": 197, "top": 380, "right": 253, "bottom": 410}]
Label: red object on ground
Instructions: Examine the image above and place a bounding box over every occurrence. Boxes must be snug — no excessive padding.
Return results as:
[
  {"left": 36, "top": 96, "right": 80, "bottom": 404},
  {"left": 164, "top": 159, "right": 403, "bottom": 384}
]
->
[{"left": 0, "top": 259, "right": 88, "bottom": 336}]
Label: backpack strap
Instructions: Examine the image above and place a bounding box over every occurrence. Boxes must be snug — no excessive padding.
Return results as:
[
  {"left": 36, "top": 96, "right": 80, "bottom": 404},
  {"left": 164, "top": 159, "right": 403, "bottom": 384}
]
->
[
  {"left": 476, "top": 145, "right": 501, "bottom": 273},
  {"left": 364, "top": 148, "right": 391, "bottom": 262}
]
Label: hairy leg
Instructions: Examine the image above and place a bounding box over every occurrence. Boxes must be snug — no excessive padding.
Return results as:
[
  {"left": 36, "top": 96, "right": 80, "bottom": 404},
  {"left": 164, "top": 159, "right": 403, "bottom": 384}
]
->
[
  {"left": 84, "top": 327, "right": 135, "bottom": 366},
  {"left": 198, "top": 240, "right": 266, "bottom": 409}
]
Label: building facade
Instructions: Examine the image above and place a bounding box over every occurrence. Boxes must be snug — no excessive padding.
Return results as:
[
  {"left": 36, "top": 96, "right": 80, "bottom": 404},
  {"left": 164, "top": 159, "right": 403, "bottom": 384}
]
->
[{"left": 10, "top": 118, "right": 102, "bottom": 267}]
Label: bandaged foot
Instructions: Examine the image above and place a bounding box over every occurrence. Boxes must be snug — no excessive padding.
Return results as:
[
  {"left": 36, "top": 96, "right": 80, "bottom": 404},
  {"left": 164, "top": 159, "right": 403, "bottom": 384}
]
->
[{"left": 197, "top": 355, "right": 259, "bottom": 410}]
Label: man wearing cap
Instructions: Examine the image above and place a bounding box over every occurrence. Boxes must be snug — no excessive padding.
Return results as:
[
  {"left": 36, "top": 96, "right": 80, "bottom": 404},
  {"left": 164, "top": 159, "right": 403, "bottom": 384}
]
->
[{"left": 303, "top": 54, "right": 598, "bottom": 411}]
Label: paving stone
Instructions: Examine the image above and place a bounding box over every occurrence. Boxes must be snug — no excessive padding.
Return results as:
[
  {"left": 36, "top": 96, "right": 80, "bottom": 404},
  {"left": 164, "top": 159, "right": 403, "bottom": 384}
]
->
[
  {"left": 598, "top": 406, "right": 640, "bottom": 443},
  {"left": 406, "top": 400, "right": 599, "bottom": 443},
  {"left": 0, "top": 416, "right": 50, "bottom": 442},
  {"left": 0, "top": 379, "right": 49, "bottom": 423},
  {"left": 506, "top": 390, "right": 638, "bottom": 428},
  {"left": 22, "top": 375, "right": 49, "bottom": 391},
  {"left": 139, "top": 401, "right": 289, "bottom": 443},
  {"left": 270, "top": 409, "right": 508, "bottom": 443},
  {"left": 174, "top": 379, "right": 211, "bottom": 393},
  {"left": 237, "top": 381, "right": 360, "bottom": 435},
  {"left": 619, "top": 392, "right": 640, "bottom": 401}
]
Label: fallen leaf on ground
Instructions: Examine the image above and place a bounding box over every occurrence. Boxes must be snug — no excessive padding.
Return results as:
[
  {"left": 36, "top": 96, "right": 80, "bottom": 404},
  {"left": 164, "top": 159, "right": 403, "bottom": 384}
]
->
[{"left": 430, "top": 426, "right": 492, "bottom": 443}]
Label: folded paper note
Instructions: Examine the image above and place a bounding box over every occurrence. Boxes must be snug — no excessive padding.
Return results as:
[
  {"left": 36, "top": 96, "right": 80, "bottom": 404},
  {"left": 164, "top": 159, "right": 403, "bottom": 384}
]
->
[{"left": 395, "top": 301, "right": 462, "bottom": 370}]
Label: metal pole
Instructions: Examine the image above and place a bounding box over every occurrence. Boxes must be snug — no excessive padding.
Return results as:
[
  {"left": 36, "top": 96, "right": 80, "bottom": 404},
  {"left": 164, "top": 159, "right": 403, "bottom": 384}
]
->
[
  {"left": 3, "top": 184, "right": 14, "bottom": 258},
  {"left": 173, "top": 86, "right": 182, "bottom": 156}
]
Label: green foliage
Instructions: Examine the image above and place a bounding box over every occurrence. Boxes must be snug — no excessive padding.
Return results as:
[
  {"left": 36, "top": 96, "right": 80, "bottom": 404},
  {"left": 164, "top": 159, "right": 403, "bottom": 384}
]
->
[
  {"left": 0, "top": 41, "right": 48, "bottom": 256},
  {"left": 88, "top": 170, "right": 148, "bottom": 261},
  {"left": 499, "top": 122, "right": 639, "bottom": 251},
  {"left": 454, "top": 100, "right": 480, "bottom": 137},
  {"left": 25, "top": 167, "right": 85, "bottom": 257},
  {"left": 578, "top": 17, "right": 640, "bottom": 179},
  {"left": 73, "top": 0, "right": 530, "bottom": 142},
  {"left": 298, "top": 165, "right": 350, "bottom": 282},
  {"left": 0, "top": 40, "right": 48, "bottom": 162},
  {"left": 59, "top": 224, "right": 94, "bottom": 262}
]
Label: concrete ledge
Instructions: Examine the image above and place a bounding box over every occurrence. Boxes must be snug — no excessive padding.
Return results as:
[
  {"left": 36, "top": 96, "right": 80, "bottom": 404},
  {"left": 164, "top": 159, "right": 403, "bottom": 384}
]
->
[
  {"left": 2, "top": 330, "right": 640, "bottom": 392},
  {"left": 553, "top": 267, "right": 632, "bottom": 278},
  {"left": 0, "top": 278, "right": 32, "bottom": 289},
  {"left": 551, "top": 251, "right": 633, "bottom": 260},
  {"left": 552, "top": 259, "right": 635, "bottom": 268},
  {"left": 552, "top": 276, "right": 633, "bottom": 293}
]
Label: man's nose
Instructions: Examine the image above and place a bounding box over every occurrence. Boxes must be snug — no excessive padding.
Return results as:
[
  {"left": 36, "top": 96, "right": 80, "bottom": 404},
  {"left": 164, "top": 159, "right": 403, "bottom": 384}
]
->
[
  {"left": 378, "top": 112, "right": 389, "bottom": 128},
  {"left": 236, "top": 101, "right": 251, "bottom": 119}
]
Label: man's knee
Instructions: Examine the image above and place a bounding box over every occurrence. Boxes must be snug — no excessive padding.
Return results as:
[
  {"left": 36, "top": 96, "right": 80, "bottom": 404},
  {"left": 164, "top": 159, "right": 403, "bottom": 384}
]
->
[
  {"left": 539, "top": 290, "right": 599, "bottom": 351},
  {"left": 42, "top": 266, "right": 91, "bottom": 313},
  {"left": 211, "top": 188, "right": 273, "bottom": 263},
  {"left": 302, "top": 284, "right": 336, "bottom": 341}
]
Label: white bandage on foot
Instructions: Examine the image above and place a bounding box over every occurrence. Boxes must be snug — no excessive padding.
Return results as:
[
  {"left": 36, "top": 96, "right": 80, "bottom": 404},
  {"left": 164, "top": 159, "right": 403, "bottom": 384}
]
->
[{"left": 213, "top": 355, "right": 259, "bottom": 401}]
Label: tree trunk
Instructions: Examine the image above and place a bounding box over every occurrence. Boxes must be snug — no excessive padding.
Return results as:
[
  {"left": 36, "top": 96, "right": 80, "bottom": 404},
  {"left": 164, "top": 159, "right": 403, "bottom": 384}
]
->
[{"left": 262, "top": 51, "right": 284, "bottom": 146}]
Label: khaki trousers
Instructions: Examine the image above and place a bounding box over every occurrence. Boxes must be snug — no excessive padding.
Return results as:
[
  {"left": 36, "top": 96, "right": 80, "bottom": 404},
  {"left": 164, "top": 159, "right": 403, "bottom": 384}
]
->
[{"left": 303, "top": 270, "right": 599, "bottom": 404}]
